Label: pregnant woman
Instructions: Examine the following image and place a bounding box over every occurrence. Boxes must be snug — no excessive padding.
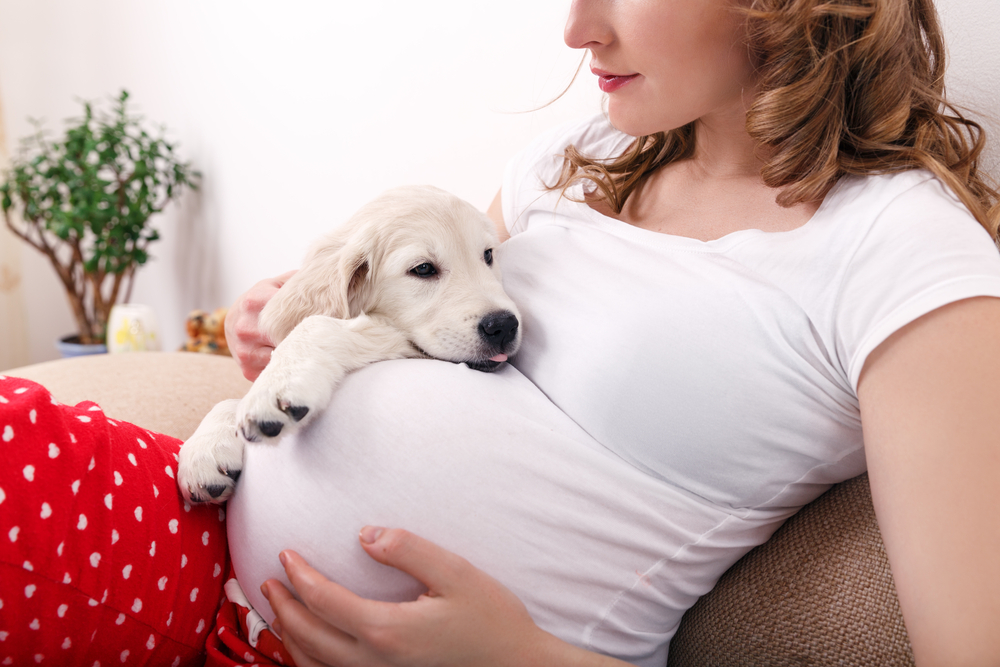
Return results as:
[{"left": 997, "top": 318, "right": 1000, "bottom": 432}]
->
[{"left": 2, "top": 0, "right": 999, "bottom": 665}]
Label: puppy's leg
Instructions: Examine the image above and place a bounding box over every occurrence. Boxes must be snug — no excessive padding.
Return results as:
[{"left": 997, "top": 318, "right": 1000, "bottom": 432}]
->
[
  {"left": 177, "top": 399, "right": 245, "bottom": 504},
  {"left": 238, "top": 314, "right": 414, "bottom": 442}
]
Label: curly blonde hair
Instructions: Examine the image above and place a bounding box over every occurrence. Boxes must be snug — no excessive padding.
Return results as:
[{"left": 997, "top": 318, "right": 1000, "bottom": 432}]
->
[{"left": 552, "top": 0, "right": 1000, "bottom": 241}]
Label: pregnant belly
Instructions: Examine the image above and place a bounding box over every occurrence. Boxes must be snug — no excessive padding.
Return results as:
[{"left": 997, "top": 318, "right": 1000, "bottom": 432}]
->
[{"left": 226, "top": 359, "right": 761, "bottom": 665}]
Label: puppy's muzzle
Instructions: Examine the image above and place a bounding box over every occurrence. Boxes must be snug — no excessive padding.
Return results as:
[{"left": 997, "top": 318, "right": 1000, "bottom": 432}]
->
[{"left": 479, "top": 310, "right": 519, "bottom": 350}]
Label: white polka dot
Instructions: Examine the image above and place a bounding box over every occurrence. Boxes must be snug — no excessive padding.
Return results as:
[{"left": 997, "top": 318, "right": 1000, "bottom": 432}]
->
[
  {"left": 115, "top": 613, "right": 126, "bottom": 625},
  {"left": 122, "top": 564, "right": 132, "bottom": 580},
  {"left": 183, "top": 502, "right": 191, "bottom": 513},
  {"left": 77, "top": 514, "right": 88, "bottom": 530},
  {"left": 201, "top": 531, "right": 209, "bottom": 546},
  {"left": 25, "top": 584, "right": 36, "bottom": 598},
  {"left": 168, "top": 519, "right": 178, "bottom": 534},
  {"left": 1, "top": 426, "right": 11, "bottom": 443},
  {"left": 62, "top": 637, "right": 71, "bottom": 649},
  {"left": 195, "top": 619, "right": 205, "bottom": 634},
  {"left": 120, "top": 650, "right": 129, "bottom": 662},
  {"left": 29, "top": 409, "right": 37, "bottom": 423},
  {"left": 114, "top": 471, "right": 123, "bottom": 486},
  {"left": 244, "top": 652, "right": 255, "bottom": 662},
  {"left": 134, "top": 506, "right": 143, "bottom": 522},
  {"left": 8, "top": 526, "right": 19, "bottom": 542},
  {"left": 128, "top": 453, "right": 137, "bottom": 466},
  {"left": 89, "top": 552, "right": 101, "bottom": 568},
  {"left": 77, "top": 415, "right": 91, "bottom": 423},
  {"left": 88, "top": 405, "right": 101, "bottom": 411},
  {"left": 62, "top": 573, "right": 71, "bottom": 584},
  {"left": 23, "top": 465, "right": 35, "bottom": 481},
  {"left": 22, "top": 561, "right": 33, "bottom": 572},
  {"left": 146, "top": 635, "right": 155, "bottom": 650},
  {"left": 47, "top": 443, "right": 59, "bottom": 458},
  {"left": 152, "top": 484, "right": 159, "bottom": 498},
  {"left": 190, "top": 588, "right": 198, "bottom": 602},
  {"left": 88, "top": 457, "right": 95, "bottom": 471},
  {"left": 164, "top": 466, "right": 174, "bottom": 479},
  {"left": 0, "top": 631, "right": 6, "bottom": 641},
  {"left": 172, "top": 656, "right": 180, "bottom": 667},
  {"left": 105, "top": 494, "right": 113, "bottom": 510},
  {"left": 69, "top": 433, "right": 76, "bottom": 443},
  {"left": 13, "top": 387, "right": 27, "bottom": 394},
  {"left": 29, "top": 618, "right": 40, "bottom": 630},
  {"left": 149, "top": 541, "right": 156, "bottom": 557},
  {"left": 0, "top": 486, "right": 5, "bottom": 505},
  {"left": 40, "top": 502, "right": 52, "bottom": 519},
  {"left": 0, "top": 597, "right": 3, "bottom": 609},
  {"left": 112, "top": 530, "right": 120, "bottom": 545},
  {"left": 132, "top": 598, "right": 142, "bottom": 613},
  {"left": 71, "top": 480, "right": 81, "bottom": 495},
  {"left": 158, "top": 576, "right": 168, "bottom": 591},
  {"left": 88, "top": 598, "right": 98, "bottom": 607},
  {"left": 107, "top": 419, "right": 118, "bottom": 427},
  {"left": 213, "top": 563, "right": 222, "bottom": 578},
  {"left": 181, "top": 554, "right": 188, "bottom": 568},
  {"left": 137, "top": 438, "right": 147, "bottom": 449},
  {"left": 57, "top": 541, "right": 64, "bottom": 556},
  {"left": 101, "top": 589, "right": 108, "bottom": 603},
  {"left": 166, "top": 611, "right": 173, "bottom": 627},
  {"left": 33, "top": 656, "right": 43, "bottom": 664},
  {"left": 218, "top": 508, "right": 226, "bottom": 522},
  {"left": 57, "top": 604, "right": 68, "bottom": 618}
]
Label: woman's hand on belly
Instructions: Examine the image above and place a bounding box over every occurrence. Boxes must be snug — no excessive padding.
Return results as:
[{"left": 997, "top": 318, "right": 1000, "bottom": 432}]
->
[{"left": 261, "top": 526, "right": 633, "bottom": 667}]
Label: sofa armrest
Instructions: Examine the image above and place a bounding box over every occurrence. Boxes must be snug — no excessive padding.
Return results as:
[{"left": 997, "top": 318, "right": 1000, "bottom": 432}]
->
[
  {"left": 4, "top": 351, "right": 252, "bottom": 441},
  {"left": 667, "top": 473, "right": 914, "bottom": 666}
]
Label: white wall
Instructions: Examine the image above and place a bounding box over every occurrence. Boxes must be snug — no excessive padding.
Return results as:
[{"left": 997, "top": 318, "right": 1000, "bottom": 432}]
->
[
  {"left": 0, "top": 0, "right": 602, "bottom": 362},
  {"left": 0, "top": 0, "right": 997, "bottom": 364}
]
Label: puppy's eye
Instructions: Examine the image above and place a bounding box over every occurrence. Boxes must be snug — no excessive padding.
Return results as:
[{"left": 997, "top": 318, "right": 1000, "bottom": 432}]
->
[
  {"left": 484, "top": 248, "right": 493, "bottom": 266},
  {"left": 410, "top": 263, "right": 438, "bottom": 277}
]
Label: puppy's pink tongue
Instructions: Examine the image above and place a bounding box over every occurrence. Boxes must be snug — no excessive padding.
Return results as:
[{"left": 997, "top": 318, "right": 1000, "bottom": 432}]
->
[{"left": 490, "top": 353, "right": 508, "bottom": 362}]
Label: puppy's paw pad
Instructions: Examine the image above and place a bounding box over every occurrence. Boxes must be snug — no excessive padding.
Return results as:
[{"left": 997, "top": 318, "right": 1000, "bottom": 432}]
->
[
  {"left": 282, "top": 403, "right": 309, "bottom": 422},
  {"left": 258, "top": 421, "right": 284, "bottom": 438}
]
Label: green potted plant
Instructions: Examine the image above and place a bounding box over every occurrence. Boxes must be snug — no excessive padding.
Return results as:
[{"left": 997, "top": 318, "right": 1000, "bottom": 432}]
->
[{"left": 0, "top": 90, "right": 198, "bottom": 355}]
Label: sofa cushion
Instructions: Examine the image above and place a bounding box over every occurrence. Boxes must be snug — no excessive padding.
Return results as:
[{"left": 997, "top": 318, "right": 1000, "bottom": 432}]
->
[{"left": 4, "top": 351, "right": 251, "bottom": 441}]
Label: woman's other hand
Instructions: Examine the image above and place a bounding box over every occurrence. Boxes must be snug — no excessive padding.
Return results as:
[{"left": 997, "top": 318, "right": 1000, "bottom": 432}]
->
[
  {"left": 262, "top": 528, "right": 629, "bottom": 667},
  {"left": 225, "top": 270, "right": 297, "bottom": 381}
]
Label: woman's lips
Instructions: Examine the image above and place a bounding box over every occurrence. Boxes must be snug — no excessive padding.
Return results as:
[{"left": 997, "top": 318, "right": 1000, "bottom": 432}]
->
[{"left": 592, "top": 68, "right": 639, "bottom": 93}]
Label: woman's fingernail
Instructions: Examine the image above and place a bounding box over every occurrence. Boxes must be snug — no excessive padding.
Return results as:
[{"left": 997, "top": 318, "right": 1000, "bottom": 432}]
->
[
  {"left": 279, "top": 550, "right": 289, "bottom": 567},
  {"left": 260, "top": 582, "right": 270, "bottom": 600},
  {"left": 359, "top": 526, "right": 385, "bottom": 544}
]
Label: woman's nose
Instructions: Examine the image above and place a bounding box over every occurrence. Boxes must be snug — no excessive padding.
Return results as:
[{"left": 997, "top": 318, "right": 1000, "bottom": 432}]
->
[{"left": 564, "top": 0, "right": 613, "bottom": 50}]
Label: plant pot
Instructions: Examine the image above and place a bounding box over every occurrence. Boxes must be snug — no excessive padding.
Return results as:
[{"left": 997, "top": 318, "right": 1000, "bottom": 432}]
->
[{"left": 55, "top": 335, "right": 108, "bottom": 358}]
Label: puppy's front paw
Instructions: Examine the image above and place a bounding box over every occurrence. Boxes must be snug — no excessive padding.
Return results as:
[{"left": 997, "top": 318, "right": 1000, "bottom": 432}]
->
[
  {"left": 236, "top": 372, "right": 329, "bottom": 443},
  {"left": 178, "top": 399, "right": 245, "bottom": 504}
]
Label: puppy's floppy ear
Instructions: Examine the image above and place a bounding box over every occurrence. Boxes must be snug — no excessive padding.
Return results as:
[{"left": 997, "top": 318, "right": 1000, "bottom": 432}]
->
[{"left": 259, "top": 231, "right": 372, "bottom": 343}]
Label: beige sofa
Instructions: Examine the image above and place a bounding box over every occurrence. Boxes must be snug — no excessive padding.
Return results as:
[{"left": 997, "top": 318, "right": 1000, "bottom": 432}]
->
[{"left": 6, "top": 351, "right": 914, "bottom": 666}]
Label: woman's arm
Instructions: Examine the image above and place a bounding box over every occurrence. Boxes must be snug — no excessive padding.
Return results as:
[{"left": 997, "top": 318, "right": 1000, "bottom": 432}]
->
[
  {"left": 487, "top": 188, "right": 510, "bottom": 243},
  {"left": 262, "top": 528, "right": 633, "bottom": 667},
  {"left": 857, "top": 296, "right": 1000, "bottom": 666}
]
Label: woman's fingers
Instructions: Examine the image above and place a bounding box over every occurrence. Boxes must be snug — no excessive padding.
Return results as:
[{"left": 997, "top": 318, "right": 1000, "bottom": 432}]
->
[
  {"left": 358, "top": 526, "right": 472, "bottom": 597},
  {"left": 262, "top": 576, "right": 357, "bottom": 664},
  {"left": 226, "top": 269, "right": 297, "bottom": 380},
  {"left": 277, "top": 550, "right": 390, "bottom": 638}
]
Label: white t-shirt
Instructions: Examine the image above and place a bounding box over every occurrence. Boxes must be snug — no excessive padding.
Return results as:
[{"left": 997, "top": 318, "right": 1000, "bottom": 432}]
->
[{"left": 227, "top": 115, "right": 1000, "bottom": 666}]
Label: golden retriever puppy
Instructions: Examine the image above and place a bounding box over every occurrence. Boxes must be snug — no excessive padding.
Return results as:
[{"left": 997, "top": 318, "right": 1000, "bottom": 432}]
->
[{"left": 178, "top": 185, "right": 521, "bottom": 504}]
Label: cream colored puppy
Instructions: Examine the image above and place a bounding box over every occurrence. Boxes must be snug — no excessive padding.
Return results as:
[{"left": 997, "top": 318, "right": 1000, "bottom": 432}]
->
[{"left": 178, "top": 185, "right": 521, "bottom": 504}]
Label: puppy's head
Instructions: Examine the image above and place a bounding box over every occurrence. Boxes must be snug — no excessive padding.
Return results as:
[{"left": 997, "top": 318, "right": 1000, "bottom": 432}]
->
[{"left": 262, "top": 185, "right": 520, "bottom": 371}]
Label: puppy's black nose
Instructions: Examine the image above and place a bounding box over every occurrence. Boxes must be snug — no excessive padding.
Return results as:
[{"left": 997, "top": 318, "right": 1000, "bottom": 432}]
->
[{"left": 478, "top": 310, "right": 519, "bottom": 348}]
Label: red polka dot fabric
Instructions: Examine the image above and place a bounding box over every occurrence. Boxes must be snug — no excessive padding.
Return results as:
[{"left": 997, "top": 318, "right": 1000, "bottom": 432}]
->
[{"left": 0, "top": 375, "right": 228, "bottom": 665}]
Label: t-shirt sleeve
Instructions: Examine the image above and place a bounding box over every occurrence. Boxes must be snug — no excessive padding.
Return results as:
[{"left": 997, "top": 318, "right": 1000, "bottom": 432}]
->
[
  {"left": 836, "top": 175, "right": 1000, "bottom": 391},
  {"left": 501, "top": 114, "right": 633, "bottom": 237}
]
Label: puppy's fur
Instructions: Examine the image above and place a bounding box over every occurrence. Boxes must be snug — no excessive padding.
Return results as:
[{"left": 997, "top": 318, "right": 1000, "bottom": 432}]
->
[{"left": 178, "top": 185, "right": 521, "bottom": 504}]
